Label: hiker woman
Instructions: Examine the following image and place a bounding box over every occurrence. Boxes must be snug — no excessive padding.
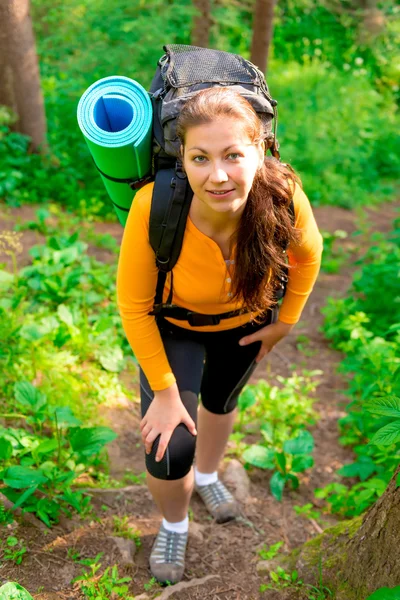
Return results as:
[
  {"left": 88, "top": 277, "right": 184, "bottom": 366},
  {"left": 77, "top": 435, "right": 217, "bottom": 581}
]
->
[{"left": 117, "top": 86, "right": 323, "bottom": 584}]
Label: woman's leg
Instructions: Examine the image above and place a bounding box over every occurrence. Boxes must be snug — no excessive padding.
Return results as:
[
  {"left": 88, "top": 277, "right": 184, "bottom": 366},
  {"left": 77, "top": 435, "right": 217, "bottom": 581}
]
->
[
  {"left": 141, "top": 328, "right": 206, "bottom": 583},
  {"left": 196, "top": 312, "right": 274, "bottom": 474},
  {"left": 140, "top": 330, "right": 205, "bottom": 522},
  {"left": 147, "top": 469, "right": 194, "bottom": 522},
  {"left": 195, "top": 405, "right": 237, "bottom": 474},
  {"left": 192, "top": 317, "right": 271, "bottom": 522}
]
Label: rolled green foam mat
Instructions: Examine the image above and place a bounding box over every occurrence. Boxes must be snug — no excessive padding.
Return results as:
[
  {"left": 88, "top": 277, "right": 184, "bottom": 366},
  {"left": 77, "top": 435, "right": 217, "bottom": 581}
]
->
[{"left": 77, "top": 76, "right": 153, "bottom": 226}]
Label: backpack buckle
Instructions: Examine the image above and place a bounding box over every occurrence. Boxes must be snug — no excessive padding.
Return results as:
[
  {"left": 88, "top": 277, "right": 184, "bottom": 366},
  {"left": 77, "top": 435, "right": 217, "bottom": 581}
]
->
[
  {"left": 149, "top": 304, "right": 163, "bottom": 316},
  {"left": 129, "top": 175, "right": 153, "bottom": 191},
  {"left": 187, "top": 312, "right": 221, "bottom": 327}
]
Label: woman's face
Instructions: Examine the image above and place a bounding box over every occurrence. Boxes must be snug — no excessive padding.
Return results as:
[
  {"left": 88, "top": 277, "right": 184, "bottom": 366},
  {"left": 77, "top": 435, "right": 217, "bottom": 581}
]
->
[{"left": 181, "top": 117, "right": 264, "bottom": 218}]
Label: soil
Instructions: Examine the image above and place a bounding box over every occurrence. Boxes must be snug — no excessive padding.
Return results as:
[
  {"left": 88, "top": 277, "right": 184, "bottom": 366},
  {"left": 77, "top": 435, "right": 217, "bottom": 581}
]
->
[{"left": 0, "top": 200, "right": 398, "bottom": 600}]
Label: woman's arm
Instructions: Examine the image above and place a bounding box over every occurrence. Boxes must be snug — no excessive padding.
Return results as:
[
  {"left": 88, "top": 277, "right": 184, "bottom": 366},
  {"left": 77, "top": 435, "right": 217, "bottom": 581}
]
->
[
  {"left": 277, "top": 183, "right": 323, "bottom": 324},
  {"left": 117, "top": 186, "right": 197, "bottom": 460},
  {"left": 116, "top": 184, "right": 176, "bottom": 391}
]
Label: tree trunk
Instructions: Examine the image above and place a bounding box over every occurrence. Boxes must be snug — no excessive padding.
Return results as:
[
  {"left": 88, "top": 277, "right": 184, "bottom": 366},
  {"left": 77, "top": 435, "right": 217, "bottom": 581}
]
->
[
  {"left": 355, "top": 0, "right": 386, "bottom": 42},
  {"left": 340, "top": 463, "right": 400, "bottom": 593},
  {"left": 0, "top": 0, "right": 47, "bottom": 153},
  {"left": 192, "top": 0, "right": 213, "bottom": 48},
  {"left": 250, "top": 0, "right": 277, "bottom": 75},
  {"left": 0, "top": 25, "right": 17, "bottom": 116},
  {"left": 270, "top": 465, "right": 400, "bottom": 598}
]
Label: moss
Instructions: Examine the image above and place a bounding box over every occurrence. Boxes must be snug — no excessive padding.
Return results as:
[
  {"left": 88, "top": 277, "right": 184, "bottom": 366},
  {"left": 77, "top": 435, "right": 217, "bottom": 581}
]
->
[
  {"left": 268, "top": 515, "right": 366, "bottom": 600},
  {"left": 284, "top": 516, "right": 364, "bottom": 597},
  {"left": 347, "top": 515, "right": 363, "bottom": 539},
  {"left": 290, "top": 547, "right": 301, "bottom": 560},
  {"left": 323, "top": 552, "right": 345, "bottom": 570},
  {"left": 301, "top": 535, "right": 323, "bottom": 567},
  {"left": 321, "top": 515, "right": 362, "bottom": 543},
  {"left": 270, "top": 548, "right": 301, "bottom": 574},
  {"left": 336, "top": 579, "right": 369, "bottom": 600}
]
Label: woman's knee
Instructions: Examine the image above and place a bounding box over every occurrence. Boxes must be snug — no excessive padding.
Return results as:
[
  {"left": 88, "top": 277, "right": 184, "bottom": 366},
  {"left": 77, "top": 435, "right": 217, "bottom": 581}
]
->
[{"left": 145, "top": 423, "right": 197, "bottom": 480}]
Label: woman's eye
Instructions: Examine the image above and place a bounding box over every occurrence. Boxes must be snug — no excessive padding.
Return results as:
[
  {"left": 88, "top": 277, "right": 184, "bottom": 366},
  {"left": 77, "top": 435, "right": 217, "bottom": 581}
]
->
[{"left": 192, "top": 153, "right": 242, "bottom": 163}]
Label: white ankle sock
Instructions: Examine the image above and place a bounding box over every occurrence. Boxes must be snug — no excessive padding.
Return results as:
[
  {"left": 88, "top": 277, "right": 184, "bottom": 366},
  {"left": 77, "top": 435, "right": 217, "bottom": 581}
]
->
[
  {"left": 194, "top": 466, "right": 218, "bottom": 486},
  {"left": 162, "top": 516, "right": 189, "bottom": 534}
]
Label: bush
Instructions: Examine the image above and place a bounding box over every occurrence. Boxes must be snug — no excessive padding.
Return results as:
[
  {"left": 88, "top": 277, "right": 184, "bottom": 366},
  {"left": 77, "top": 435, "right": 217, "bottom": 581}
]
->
[{"left": 269, "top": 61, "right": 400, "bottom": 207}]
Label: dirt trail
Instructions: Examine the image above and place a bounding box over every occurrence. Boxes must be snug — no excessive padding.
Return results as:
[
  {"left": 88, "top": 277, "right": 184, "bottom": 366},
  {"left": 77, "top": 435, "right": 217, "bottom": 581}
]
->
[{"left": 0, "top": 200, "right": 398, "bottom": 600}]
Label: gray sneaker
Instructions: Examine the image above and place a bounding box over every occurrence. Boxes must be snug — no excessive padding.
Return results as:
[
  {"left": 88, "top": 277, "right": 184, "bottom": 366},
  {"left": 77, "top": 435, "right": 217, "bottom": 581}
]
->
[
  {"left": 195, "top": 479, "right": 239, "bottom": 523},
  {"left": 149, "top": 523, "right": 188, "bottom": 584}
]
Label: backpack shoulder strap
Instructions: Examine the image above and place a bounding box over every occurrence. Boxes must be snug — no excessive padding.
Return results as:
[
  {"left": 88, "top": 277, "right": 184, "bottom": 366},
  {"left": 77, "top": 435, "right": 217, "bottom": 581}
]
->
[
  {"left": 149, "top": 164, "right": 193, "bottom": 271},
  {"left": 149, "top": 163, "right": 193, "bottom": 307}
]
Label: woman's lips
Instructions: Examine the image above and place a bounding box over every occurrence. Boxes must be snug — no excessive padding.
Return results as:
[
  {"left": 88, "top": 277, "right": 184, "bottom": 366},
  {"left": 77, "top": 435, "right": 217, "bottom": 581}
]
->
[{"left": 207, "top": 190, "right": 234, "bottom": 198}]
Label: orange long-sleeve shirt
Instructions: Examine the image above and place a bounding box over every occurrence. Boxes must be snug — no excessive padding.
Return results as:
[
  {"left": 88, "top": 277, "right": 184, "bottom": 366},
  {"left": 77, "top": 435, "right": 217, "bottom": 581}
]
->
[{"left": 117, "top": 181, "right": 323, "bottom": 391}]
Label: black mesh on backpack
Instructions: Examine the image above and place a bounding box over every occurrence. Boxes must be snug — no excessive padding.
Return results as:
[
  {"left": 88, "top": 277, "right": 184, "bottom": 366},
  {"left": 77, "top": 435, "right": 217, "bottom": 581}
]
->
[{"left": 159, "top": 44, "right": 266, "bottom": 90}]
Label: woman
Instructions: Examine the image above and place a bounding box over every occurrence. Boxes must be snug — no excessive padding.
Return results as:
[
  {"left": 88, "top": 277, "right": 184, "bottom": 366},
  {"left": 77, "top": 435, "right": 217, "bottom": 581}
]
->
[{"left": 117, "top": 87, "right": 323, "bottom": 584}]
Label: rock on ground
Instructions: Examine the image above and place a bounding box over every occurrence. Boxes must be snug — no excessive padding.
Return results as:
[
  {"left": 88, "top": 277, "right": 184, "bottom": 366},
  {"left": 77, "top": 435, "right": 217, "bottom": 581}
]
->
[
  {"left": 221, "top": 459, "right": 250, "bottom": 502},
  {"left": 109, "top": 536, "right": 136, "bottom": 566}
]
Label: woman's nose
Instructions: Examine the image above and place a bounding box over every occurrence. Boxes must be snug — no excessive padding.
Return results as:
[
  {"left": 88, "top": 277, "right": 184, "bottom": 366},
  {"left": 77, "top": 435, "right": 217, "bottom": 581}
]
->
[{"left": 209, "top": 165, "right": 229, "bottom": 183}]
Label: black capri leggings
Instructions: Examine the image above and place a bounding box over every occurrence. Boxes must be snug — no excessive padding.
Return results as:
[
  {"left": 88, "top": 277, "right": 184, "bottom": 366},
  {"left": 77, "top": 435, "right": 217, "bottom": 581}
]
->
[{"left": 140, "top": 309, "right": 277, "bottom": 480}]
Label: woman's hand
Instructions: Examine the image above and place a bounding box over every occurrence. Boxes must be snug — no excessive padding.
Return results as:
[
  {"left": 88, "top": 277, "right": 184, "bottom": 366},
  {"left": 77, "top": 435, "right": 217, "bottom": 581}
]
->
[
  {"left": 140, "top": 383, "right": 197, "bottom": 463},
  {"left": 238, "top": 319, "right": 294, "bottom": 363}
]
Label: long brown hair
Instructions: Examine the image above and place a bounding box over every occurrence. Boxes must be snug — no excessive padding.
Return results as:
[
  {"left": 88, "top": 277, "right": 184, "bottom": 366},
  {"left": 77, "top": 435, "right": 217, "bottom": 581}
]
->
[{"left": 176, "top": 87, "right": 301, "bottom": 317}]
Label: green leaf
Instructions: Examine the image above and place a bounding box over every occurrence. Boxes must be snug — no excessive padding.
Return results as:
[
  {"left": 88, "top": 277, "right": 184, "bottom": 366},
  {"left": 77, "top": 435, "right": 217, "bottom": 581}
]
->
[
  {"left": 7, "top": 537, "right": 18, "bottom": 547},
  {"left": 19, "top": 323, "right": 45, "bottom": 341},
  {"left": 37, "top": 316, "right": 60, "bottom": 335},
  {"left": 365, "top": 396, "right": 400, "bottom": 419},
  {"left": 14, "top": 381, "right": 46, "bottom": 411},
  {"left": 12, "top": 486, "right": 38, "bottom": 510},
  {"left": 371, "top": 421, "right": 400, "bottom": 446},
  {"left": 270, "top": 471, "right": 287, "bottom": 501},
  {"left": 291, "top": 455, "right": 314, "bottom": 473},
  {"left": 0, "top": 270, "right": 14, "bottom": 291},
  {"left": 260, "top": 422, "right": 273, "bottom": 444},
  {"left": 287, "top": 473, "right": 300, "bottom": 490},
  {"left": 0, "top": 438, "right": 13, "bottom": 460},
  {"left": 275, "top": 451, "right": 287, "bottom": 473},
  {"left": 97, "top": 347, "right": 125, "bottom": 373},
  {"left": 34, "top": 439, "right": 59, "bottom": 456},
  {"left": 57, "top": 304, "right": 74, "bottom": 327},
  {"left": 242, "top": 445, "right": 275, "bottom": 469},
  {"left": 366, "top": 587, "right": 400, "bottom": 599},
  {"left": 36, "top": 207, "right": 50, "bottom": 222},
  {"left": 51, "top": 406, "right": 82, "bottom": 428},
  {"left": 283, "top": 430, "right": 314, "bottom": 455},
  {"left": 35, "top": 496, "right": 60, "bottom": 527},
  {"left": 337, "top": 456, "right": 377, "bottom": 481},
  {"left": 0, "top": 582, "right": 34, "bottom": 600},
  {"left": 3, "top": 466, "right": 48, "bottom": 489},
  {"left": 69, "top": 427, "right": 117, "bottom": 457},
  {"left": 93, "top": 317, "right": 114, "bottom": 334},
  {"left": 238, "top": 387, "right": 257, "bottom": 411}
]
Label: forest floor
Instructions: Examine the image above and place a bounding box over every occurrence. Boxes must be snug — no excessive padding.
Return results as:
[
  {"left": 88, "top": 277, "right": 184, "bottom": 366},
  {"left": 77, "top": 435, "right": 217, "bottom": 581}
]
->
[{"left": 0, "top": 200, "right": 398, "bottom": 600}]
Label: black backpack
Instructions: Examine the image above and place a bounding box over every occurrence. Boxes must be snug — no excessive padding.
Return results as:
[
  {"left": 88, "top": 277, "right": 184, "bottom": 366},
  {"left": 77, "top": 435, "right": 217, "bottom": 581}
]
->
[{"left": 140, "top": 44, "right": 294, "bottom": 327}]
